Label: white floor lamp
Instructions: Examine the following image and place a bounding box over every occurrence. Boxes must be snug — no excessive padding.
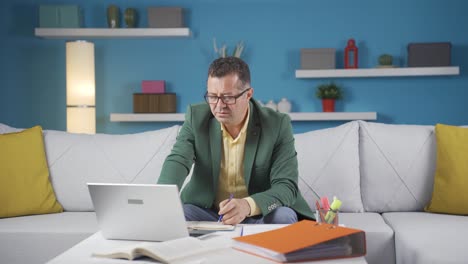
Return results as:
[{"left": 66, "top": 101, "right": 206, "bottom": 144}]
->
[{"left": 66, "top": 40, "right": 95, "bottom": 134}]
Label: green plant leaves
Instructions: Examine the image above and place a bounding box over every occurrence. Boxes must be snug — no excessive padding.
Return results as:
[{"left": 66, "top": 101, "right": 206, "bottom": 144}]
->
[{"left": 315, "top": 82, "right": 343, "bottom": 99}]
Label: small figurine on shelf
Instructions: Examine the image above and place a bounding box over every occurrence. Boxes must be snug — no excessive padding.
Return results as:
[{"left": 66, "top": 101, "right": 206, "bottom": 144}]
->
[
  {"left": 107, "top": 5, "right": 120, "bottom": 28},
  {"left": 265, "top": 100, "right": 277, "bottom": 111},
  {"left": 344, "top": 38, "right": 358, "bottom": 69},
  {"left": 277, "top": 98, "right": 292, "bottom": 113},
  {"left": 124, "top": 8, "right": 137, "bottom": 28}
]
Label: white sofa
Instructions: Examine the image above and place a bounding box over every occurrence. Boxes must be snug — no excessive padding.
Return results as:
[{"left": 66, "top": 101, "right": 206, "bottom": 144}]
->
[{"left": 1, "top": 121, "right": 467, "bottom": 264}]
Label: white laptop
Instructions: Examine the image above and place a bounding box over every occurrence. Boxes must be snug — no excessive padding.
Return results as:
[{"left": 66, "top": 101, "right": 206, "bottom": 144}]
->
[{"left": 87, "top": 183, "right": 189, "bottom": 241}]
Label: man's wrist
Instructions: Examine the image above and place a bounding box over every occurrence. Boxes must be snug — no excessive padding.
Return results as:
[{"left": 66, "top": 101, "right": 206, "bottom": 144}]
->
[
  {"left": 240, "top": 198, "right": 251, "bottom": 217},
  {"left": 243, "top": 197, "right": 261, "bottom": 217}
]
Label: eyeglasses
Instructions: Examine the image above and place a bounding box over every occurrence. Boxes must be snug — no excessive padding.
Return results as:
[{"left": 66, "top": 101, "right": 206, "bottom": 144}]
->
[{"left": 204, "top": 88, "right": 251, "bottom": 105}]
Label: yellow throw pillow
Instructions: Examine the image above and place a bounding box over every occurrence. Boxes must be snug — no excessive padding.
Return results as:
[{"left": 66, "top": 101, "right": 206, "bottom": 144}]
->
[
  {"left": 0, "top": 126, "right": 63, "bottom": 218},
  {"left": 425, "top": 124, "right": 468, "bottom": 215}
]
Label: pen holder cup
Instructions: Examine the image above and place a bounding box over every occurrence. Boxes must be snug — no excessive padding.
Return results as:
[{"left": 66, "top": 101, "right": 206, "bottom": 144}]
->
[{"left": 316, "top": 209, "right": 339, "bottom": 225}]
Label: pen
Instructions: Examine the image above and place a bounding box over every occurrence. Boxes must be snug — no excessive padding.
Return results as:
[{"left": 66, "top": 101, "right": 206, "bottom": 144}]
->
[
  {"left": 218, "top": 193, "right": 234, "bottom": 222},
  {"left": 315, "top": 200, "right": 321, "bottom": 211},
  {"left": 315, "top": 200, "right": 326, "bottom": 223}
]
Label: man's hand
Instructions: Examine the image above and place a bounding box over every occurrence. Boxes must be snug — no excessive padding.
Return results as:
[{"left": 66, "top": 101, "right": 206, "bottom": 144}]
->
[{"left": 218, "top": 198, "right": 251, "bottom": 225}]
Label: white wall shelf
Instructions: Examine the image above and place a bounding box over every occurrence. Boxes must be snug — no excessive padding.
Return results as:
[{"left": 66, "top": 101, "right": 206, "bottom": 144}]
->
[
  {"left": 288, "top": 112, "right": 376, "bottom": 121},
  {"left": 35, "top": 28, "right": 191, "bottom": 39},
  {"left": 110, "top": 112, "right": 377, "bottom": 122},
  {"left": 295, "top": 66, "right": 459, "bottom": 78},
  {"left": 111, "top": 113, "right": 186, "bottom": 122}
]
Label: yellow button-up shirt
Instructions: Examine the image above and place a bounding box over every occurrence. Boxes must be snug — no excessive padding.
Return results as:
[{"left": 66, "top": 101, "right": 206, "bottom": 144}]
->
[{"left": 215, "top": 106, "right": 261, "bottom": 216}]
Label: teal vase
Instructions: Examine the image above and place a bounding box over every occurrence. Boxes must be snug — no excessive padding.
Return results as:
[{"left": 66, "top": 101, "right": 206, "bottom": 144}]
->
[
  {"left": 124, "top": 8, "right": 137, "bottom": 28},
  {"left": 107, "top": 5, "right": 120, "bottom": 28}
]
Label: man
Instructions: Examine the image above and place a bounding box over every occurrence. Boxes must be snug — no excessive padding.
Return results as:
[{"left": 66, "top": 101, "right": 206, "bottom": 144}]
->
[{"left": 158, "top": 57, "right": 314, "bottom": 225}]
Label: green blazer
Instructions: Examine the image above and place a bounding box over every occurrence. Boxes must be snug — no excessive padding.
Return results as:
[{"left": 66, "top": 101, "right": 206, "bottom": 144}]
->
[{"left": 158, "top": 99, "right": 314, "bottom": 220}]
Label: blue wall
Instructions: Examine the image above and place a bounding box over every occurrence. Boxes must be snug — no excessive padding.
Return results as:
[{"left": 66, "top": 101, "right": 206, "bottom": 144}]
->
[{"left": 1, "top": 0, "right": 467, "bottom": 134}]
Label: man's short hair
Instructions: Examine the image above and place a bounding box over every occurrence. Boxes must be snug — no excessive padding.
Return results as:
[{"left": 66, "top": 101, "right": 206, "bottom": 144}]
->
[{"left": 207, "top": 57, "right": 251, "bottom": 90}]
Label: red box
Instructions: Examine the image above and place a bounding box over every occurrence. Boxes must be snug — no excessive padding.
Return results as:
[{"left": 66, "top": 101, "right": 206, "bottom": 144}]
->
[{"left": 141, "top": 80, "right": 165, "bottom": 93}]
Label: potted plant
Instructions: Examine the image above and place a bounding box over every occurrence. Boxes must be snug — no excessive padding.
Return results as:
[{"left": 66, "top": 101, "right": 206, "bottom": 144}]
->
[
  {"left": 213, "top": 38, "right": 245, "bottom": 58},
  {"left": 315, "top": 82, "right": 343, "bottom": 112}
]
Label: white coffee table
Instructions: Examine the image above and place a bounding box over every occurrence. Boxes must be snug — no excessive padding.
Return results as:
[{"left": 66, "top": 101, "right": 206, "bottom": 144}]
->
[{"left": 47, "top": 228, "right": 367, "bottom": 264}]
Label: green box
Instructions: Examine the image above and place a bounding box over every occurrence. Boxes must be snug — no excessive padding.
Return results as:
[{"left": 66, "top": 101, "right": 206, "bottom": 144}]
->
[{"left": 39, "top": 5, "right": 82, "bottom": 28}]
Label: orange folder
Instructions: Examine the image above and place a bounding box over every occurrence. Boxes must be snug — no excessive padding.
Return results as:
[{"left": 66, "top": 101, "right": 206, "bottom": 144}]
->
[{"left": 233, "top": 220, "right": 366, "bottom": 263}]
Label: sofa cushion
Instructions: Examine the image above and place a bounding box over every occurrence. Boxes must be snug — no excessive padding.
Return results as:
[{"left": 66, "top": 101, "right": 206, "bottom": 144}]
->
[
  {"left": 0, "top": 212, "right": 98, "bottom": 264},
  {"left": 0, "top": 126, "right": 63, "bottom": 218},
  {"left": 359, "top": 121, "right": 436, "bottom": 212},
  {"left": 0, "top": 123, "right": 181, "bottom": 212},
  {"left": 383, "top": 212, "right": 468, "bottom": 264},
  {"left": 295, "top": 121, "right": 364, "bottom": 212},
  {"left": 425, "top": 124, "right": 468, "bottom": 215},
  {"left": 44, "top": 125, "right": 180, "bottom": 211},
  {"left": 340, "top": 213, "right": 395, "bottom": 264}
]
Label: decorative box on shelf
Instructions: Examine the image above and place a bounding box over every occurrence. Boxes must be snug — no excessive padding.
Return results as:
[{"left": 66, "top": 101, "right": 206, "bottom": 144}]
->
[
  {"left": 141, "top": 80, "right": 165, "bottom": 94},
  {"left": 39, "top": 5, "right": 82, "bottom": 28},
  {"left": 300, "top": 48, "right": 336, "bottom": 69},
  {"left": 407, "top": 42, "right": 451, "bottom": 67},
  {"left": 147, "top": 7, "right": 184, "bottom": 28},
  {"left": 133, "top": 93, "right": 176, "bottom": 113}
]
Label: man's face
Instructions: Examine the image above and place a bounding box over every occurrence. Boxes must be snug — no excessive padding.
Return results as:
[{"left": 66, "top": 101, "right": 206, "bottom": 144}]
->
[{"left": 206, "top": 73, "right": 253, "bottom": 127}]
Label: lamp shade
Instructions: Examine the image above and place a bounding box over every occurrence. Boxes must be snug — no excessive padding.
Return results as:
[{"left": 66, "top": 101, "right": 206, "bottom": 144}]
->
[{"left": 66, "top": 40, "right": 95, "bottom": 134}]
